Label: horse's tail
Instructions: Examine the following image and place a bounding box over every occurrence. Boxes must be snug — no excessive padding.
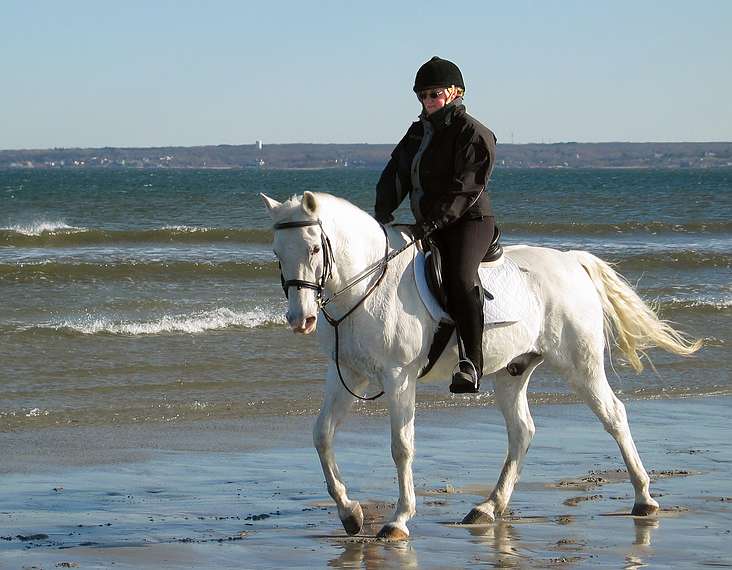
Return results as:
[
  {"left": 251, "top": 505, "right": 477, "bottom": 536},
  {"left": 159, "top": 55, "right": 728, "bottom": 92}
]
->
[{"left": 572, "top": 250, "right": 702, "bottom": 372}]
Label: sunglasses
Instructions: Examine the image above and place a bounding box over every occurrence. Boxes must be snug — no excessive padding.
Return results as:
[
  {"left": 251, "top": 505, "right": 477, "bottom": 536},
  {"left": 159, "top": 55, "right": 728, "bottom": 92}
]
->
[{"left": 417, "top": 89, "right": 446, "bottom": 101}]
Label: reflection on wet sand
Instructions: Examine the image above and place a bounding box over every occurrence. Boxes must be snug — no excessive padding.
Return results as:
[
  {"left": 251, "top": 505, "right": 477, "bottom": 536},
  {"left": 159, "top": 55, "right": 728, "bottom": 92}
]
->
[
  {"left": 325, "top": 512, "right": 662, "bottom": 569},
  {"left": 624, "top": 517, "right": 660, "bottom": 569},
  {"left": 328, "top": 539, "right": 418, "bottom": 569},
  {"left": 634, "top": 516, "right": 660, "bottom": 546},
  {"left": 3, "top": 398, "right": 728, "bottom": 569},
  {"left": 440, "top": 512, "right": 658, "bottom": 568},
  {"left": 465, "top": 522, "right": 524, "bottom": 568}
]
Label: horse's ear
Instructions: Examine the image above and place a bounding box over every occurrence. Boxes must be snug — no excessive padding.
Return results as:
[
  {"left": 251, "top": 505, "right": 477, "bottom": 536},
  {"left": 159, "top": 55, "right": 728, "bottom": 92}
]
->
[
  {"left": 260, "top": 193, "right": 282, "bottom": 217},
  {"left": 302, "top": 191, "right": 318, "bottom": 216}
]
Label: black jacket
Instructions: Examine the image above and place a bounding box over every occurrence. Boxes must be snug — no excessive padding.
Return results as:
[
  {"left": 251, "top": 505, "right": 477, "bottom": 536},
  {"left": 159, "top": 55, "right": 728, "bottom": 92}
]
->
[{"left": 374, "top": 98, "right": 496, "bottom": 229}]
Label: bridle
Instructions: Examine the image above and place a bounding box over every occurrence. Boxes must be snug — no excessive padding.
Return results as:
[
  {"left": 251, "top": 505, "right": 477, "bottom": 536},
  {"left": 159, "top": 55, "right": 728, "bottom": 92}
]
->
[
  {"left": 273, "top": 219, "right": 334, "bottom": 302},
  {"left": 273, "top": 217, "right": 417, "bottom": 401}
]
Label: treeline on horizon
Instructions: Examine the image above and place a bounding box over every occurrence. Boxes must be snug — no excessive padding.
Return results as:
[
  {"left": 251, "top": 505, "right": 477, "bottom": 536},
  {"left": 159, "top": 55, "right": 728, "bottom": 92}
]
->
[{"left": 2, "top": 141, "right": 731, "bottom": 170}]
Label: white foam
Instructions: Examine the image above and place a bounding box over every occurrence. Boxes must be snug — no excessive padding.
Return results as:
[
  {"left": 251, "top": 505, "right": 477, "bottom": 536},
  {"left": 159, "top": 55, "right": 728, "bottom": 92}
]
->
[
  {"left": 663, "top": 296, "right": 732, "bottom": 310},
  {"left": 4, "top": 221, "right": 84, "bottom": 235},
  {"left": 55, "top": 307, "right": 286, "bottom": 336},
  {"left": 690, "top": 298, "right": 732, "bottom": 309},
  {"left": 161, "top": 225, "right": 211, "bottom": 232}
]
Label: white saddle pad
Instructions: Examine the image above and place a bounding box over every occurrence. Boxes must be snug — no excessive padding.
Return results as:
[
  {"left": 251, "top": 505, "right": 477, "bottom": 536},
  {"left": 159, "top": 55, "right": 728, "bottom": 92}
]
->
[{"left": 414, "top": 252, "right": 536, "bottom": 326}]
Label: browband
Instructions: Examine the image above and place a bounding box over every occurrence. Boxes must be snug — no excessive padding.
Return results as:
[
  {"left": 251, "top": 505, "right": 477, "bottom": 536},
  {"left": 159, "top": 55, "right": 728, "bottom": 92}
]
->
[{"left": 274, "top": 220, "right": 322, "bottom": 230}]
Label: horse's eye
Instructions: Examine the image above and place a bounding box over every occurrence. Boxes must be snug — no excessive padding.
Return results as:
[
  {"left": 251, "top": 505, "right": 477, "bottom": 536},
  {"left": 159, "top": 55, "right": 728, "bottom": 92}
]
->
[{"left": 312, "top": 245, "right": 321, "bottom": 255}]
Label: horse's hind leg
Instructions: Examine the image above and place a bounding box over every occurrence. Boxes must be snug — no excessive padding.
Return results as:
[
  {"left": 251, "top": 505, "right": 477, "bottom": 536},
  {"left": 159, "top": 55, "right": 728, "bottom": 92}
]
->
[
  {"left": 313, "top": 362, "right": 368, "bottom": 535},
  {"left": 566, "top": 359, "right": 659, "bottom": 516},
  {"left": 463, "top": 356, "right": 543, "bottom": 524}
]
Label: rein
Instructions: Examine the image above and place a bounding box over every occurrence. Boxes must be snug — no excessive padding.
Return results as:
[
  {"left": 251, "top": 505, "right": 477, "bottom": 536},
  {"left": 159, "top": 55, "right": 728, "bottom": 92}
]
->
[{"left": 273, "top": 218, "right": 417, "bottom": 401}]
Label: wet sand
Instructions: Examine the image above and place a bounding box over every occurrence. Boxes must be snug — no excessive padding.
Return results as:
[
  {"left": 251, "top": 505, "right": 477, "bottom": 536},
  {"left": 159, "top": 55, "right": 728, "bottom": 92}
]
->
[{"left": 1, "top": 396, "right": 731, "bottom": 569}]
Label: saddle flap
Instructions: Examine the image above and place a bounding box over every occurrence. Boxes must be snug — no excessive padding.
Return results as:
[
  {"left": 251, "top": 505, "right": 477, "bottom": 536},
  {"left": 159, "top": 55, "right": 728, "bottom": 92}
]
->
[{"left": 425, "top": 248, "right": 449, "bottom": 310}]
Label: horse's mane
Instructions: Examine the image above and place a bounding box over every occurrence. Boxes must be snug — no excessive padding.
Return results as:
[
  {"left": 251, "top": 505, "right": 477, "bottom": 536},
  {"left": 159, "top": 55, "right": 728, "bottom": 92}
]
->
[{"left": 273, "top": 193, "right": 373, "bottom": 228}]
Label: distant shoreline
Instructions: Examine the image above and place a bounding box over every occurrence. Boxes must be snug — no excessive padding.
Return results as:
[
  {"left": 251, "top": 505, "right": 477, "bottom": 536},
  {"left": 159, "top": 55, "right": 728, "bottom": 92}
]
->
[
  {"left": 2, "top": 164, "right": 731, "bottom": 172},
  {"left": 2, "top": 141, "right": 731, "bottom": 170}
]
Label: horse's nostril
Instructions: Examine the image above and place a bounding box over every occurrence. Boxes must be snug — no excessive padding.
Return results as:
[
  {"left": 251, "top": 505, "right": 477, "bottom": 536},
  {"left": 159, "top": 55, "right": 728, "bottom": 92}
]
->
[{"left": 305, "top": 316, "right": 317, "bottom": 327}]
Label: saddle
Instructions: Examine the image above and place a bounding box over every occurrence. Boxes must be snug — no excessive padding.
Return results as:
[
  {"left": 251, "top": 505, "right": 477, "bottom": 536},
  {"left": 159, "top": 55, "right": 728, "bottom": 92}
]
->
[{"left": 423, "top": 225, "right": 503, "bottom": 310}]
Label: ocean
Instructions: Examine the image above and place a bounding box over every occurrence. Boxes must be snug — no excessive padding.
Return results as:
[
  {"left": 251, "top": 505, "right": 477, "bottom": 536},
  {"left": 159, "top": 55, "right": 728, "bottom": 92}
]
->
[{"left": 1, "top": 168, "right": 730, "bottom": 432}]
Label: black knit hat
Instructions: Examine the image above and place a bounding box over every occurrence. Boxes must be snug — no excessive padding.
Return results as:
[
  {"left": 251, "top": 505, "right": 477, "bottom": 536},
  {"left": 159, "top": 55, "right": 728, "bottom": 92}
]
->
[{"left": 413, "top": 56, "right": 465, "bottom": 92}]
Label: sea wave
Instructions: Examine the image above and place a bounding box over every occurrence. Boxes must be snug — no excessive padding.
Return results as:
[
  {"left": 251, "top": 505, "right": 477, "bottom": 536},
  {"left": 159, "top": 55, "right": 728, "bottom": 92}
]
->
[
  {"left": 2, "top": 249, "right": 726, "bottom": 283},
  {"left": 659, "top": 297, "right": 732, "bottom": 312},
  {"left": 613, "top": 251, "right": 731, "bottom": 270},
  {"left": 502, "top": 220, "right": 732, "bottom": 235},
  {"left": 0, "top": 226, "right": 273, "bottom": 246},
  {"left": 0, "top": 260, "right": 279, "bottom": 282},
  {"left": 42, "top": 307, "right": 286, "bottom": 336},
  {"left": 0, "top": 221, "right": 84, "bottom": 237},
  {"left": 2, "top": 219, "right": 729, "bottom": 248}
]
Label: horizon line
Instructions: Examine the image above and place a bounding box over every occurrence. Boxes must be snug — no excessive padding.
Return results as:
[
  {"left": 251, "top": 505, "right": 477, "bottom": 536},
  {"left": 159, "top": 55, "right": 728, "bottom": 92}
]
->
[{"left": 3, "top": 140, "right": 732, "bottom": 152}]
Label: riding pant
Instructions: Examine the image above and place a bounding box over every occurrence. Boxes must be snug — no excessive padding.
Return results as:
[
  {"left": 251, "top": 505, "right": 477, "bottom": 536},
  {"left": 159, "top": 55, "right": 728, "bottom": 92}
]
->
[{"left": 432, "top": 215, "right": 495, "bottom": 378}]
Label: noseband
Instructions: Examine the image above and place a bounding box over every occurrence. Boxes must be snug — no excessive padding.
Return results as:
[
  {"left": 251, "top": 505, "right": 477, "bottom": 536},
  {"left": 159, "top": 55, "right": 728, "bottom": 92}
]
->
[{"left": 273, "top": 219, "right": 334, "bottom": 302}]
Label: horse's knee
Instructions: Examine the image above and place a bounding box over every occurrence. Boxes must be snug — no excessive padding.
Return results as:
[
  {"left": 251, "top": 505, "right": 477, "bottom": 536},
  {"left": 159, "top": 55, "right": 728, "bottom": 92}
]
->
[
  {"left": 312, "top": 420, "right": 332, "bottom": 453},
  {"left": 391, "top": 445, "right": 413, "bottom": 465},
  {"left": 391, "top": 439, "right": 414, "bottom": 464}
]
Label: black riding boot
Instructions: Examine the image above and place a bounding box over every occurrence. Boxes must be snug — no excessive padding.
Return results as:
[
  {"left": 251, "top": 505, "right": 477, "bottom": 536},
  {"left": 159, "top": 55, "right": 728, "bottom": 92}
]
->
[{"left": 449, "top": 285, "right": 484, "bottom": 394}]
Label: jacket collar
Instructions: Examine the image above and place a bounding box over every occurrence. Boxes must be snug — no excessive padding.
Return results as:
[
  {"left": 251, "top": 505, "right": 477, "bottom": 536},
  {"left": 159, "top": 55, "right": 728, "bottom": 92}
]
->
[{"left": 420, "top": 97, "right": 464, "bottom": 130}]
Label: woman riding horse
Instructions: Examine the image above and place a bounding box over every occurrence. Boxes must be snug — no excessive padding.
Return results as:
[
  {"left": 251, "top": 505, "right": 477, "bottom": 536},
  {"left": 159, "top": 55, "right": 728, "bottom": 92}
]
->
[{"left": 374, "top": 56, "right": 497, "bottom": 394}]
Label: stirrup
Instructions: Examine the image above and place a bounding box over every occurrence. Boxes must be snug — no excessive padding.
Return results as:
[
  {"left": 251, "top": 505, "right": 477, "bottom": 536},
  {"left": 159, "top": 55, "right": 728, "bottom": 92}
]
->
[{"left": 450, "top": 359, "right": 479, "bottom": 394}]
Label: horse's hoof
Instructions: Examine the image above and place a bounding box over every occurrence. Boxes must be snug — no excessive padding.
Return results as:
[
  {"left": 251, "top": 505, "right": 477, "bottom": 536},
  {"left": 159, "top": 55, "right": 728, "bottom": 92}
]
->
[
  {"left": 342, "top": 503, "right": 364, "bottom": 536},
  {"left": 462, "top": 507, "right": 495, "bottom": 524},
  {"left": 376, "top": 524, "right": 409, "bottom": 541},
  {"left": 632, "top": 502, "right": 659, "bottom": 516}
]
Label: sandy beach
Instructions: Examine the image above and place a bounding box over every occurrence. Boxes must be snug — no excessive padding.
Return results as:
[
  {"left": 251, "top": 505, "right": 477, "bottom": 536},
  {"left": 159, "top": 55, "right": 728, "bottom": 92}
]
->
[{"left": 1, "top": 395, "right": 730, "bottom": 569}]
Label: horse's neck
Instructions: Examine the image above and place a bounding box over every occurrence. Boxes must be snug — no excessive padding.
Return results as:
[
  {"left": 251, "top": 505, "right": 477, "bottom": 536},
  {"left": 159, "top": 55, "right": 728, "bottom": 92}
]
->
[{"left": 322, "top": 203, "right": 392, "bottom": 298}]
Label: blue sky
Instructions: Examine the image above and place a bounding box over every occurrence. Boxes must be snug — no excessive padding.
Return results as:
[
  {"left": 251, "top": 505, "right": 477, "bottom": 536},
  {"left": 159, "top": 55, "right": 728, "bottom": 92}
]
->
[{"left": 2, "top": 0, "right": 731, "bottom": 149}]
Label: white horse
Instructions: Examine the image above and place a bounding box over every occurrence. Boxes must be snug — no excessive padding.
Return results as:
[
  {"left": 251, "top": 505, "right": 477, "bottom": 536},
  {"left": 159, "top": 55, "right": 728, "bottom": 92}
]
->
[{"left": 261, "top": 191, "right": 701, "bottom": 540}]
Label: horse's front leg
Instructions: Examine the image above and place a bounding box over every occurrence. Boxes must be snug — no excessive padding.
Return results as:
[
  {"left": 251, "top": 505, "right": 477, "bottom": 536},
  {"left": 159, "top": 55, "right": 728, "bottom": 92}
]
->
[
  {"left": 376, "top": 369, "right": 417, "bottom": 540},
  {"left": 313, "top": 362, "right": 367, "bottom": 535}
]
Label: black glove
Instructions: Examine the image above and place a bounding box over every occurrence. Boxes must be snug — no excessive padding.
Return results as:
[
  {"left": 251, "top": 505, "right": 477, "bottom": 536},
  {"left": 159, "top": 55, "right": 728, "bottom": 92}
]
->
[
  {"left": 412, "top": 220, "right": 440, "bottom": 240},
  {"left": 422, "top": 220, "right": 440, "bottom": 237}
]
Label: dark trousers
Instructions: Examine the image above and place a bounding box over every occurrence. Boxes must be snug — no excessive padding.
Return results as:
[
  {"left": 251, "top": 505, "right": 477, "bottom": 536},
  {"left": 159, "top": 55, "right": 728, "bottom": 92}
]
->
[{"left": 433, "top": 216, "right": 495, "bottom": 376}]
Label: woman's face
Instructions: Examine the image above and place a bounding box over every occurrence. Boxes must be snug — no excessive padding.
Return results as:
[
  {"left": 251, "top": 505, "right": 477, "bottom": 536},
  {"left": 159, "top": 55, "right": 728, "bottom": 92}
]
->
[{"left": 418, "top": 86, "right": 458, "bottom": 115}]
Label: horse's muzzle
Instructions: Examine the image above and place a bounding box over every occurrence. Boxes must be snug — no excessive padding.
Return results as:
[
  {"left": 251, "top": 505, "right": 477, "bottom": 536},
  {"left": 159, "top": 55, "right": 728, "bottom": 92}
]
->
[{"left": 289, "top": 315, "right": 317, "bottom": 335}]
